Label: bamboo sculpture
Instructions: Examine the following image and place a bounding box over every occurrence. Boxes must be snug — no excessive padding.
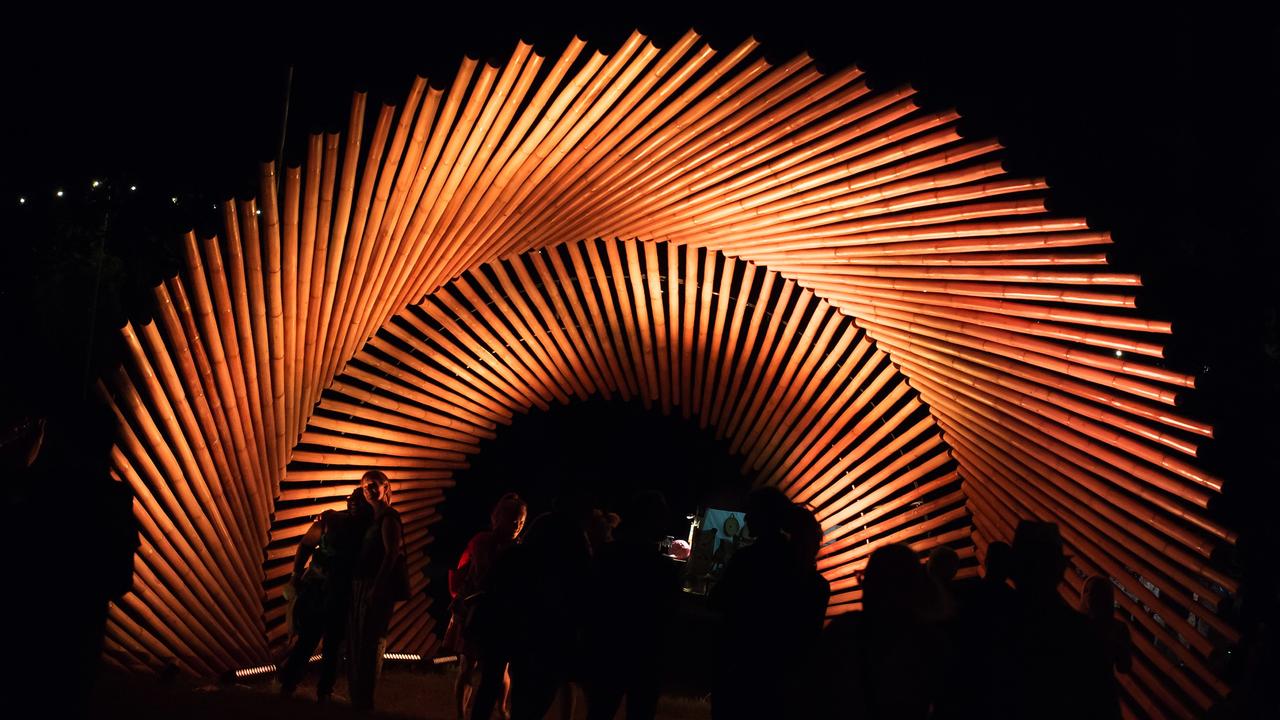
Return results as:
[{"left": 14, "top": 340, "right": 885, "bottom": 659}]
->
[{"left": 98, "top": 30, "right": 1234, "bottom": 718}]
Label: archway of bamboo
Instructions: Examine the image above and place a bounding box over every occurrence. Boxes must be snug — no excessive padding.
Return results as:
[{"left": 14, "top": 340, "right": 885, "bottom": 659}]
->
[{"left": 98, "top": 31, "right": 1237, "bottom": 717}]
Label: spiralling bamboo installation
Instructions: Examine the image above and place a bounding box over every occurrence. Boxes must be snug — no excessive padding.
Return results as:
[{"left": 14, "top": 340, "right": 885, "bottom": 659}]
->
[{"left": 97, "top": 30, "right": 1236, "bottom": 718}]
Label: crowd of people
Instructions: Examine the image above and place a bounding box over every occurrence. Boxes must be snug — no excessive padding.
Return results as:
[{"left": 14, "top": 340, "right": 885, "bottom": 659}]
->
[{"left": 280, "top": 479, "right": 1131, "bottom": 719}]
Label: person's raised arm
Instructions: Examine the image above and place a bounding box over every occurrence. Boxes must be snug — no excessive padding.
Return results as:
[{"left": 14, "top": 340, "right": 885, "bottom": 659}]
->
[{"left": 285, "top": 517, "right": 324, "bottom": 599}]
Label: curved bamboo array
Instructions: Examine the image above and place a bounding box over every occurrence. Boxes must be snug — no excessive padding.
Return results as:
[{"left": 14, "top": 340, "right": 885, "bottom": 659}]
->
[{"left": 98, "top": 30, "right": 1235, "bottom": 718}]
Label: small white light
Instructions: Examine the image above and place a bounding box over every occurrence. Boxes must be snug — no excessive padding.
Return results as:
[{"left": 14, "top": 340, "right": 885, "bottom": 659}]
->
[
  {"left": 91, "top": 180, "right": 101, "bottom": 188},
  {"left": 255, "top": 209, "right": 261, "bottom": 215},
  {"left": 1114, "top": 350, "right": 1123, "bottom": 358},
  {"left": 55, "top": 190, "right": 64, "bottom": 197},
  {"left": 213, "top": 204, "right": 218, "bottom": 210},
  {"left": 171, "top": 197, "right": 178, "bottom": 204},
  {"left": 18, "top": 197, "right": 25, "bottom": 204},
  {"left": 129, "top": 185, "right": 137, "bottom": 192}
]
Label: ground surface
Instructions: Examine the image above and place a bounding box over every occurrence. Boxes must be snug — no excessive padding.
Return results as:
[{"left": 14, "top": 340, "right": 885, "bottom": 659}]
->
[{"left": 90, "top": 665, "right": 712, "bottom": 719}]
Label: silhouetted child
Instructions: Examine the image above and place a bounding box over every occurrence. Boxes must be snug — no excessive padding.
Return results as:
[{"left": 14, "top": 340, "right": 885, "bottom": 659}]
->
[{"left": 1081, "top": 575, "right": 1131, "bottom": 677}]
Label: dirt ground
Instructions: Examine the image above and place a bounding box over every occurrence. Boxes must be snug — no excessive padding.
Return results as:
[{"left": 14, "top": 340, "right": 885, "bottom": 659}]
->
[{"left": 89, "top": 665, "right": 712, "bottom": 719}]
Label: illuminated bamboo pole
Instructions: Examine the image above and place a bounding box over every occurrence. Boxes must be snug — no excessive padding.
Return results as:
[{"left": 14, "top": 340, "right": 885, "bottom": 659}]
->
[
  {"left": 857, "top": 315, "right": 1208, "bottom": 433},
  {"left": 328, "top": 79, "right": 430, "bottom": 382},
  {"left": 462, "top": 36, "right": 644, "bottom": 265},
  {"left": 547, "top": 243, "right": 626, "bottom": 398},
  {"left": 903, "top": 369, "right": 1235, "bottom": 565},
  {"left": 725, "top": 286, "right": 813, "bottom": 450},
  {"left": 713, "top": 265, "right": 776, "bottom": 433},
  {"left": 244, "top": 200, "right": 285, "bottom": 487},
  {"left": 531, "top": 248, "right": 614, "bottom": 400},
  {"left": 396, "top": 309, "right": 539, "bottom": 413},
  {"left": 736, "top": 300, "right": 836, "bottom": 454},
  {"left": 420, "top": 293, "right": 558, "bottom": 407},
  {"left": 939, "top": 417, "right": 1237, "bottom": 641},
  {"left": 755, "top": 335, "right": 871, "bottom": 479},
  {"left": 321, "top": 103, "right": 394, "bottom": 386},
  {"left": 511, "top": 251, "right": 603, "bottom": 398},
  {"left": 433, "top": 39, "right": 590, "bottom": 285},
  {"left": 935, "top": 394, "right": 1236, "bottom": 607},
  {"left": 281, "top": 166, "right": 304, "bottom": 442},
  {"left": 104, "top": 404, "right": 263, "bottom": 648},
  {"left": 303, "top": 133, "right": 341, "bottom": 419},
  {"left": 665, "top": 242, "right": 682, "bottom": 409},
  {"left": 643, "top": 242, "right": 671, "bottom": 413},
  {"left": 295, "top": 135, "right": 323, "bottom": 438},
  {"left": 610, "top": 66, "right": 873, "bottom": 239},
  {"left": 625, "top": 240, "right": 660, "bottom": 405},
  {"left": 678, "top": 244, "right": 700, "bottom": 419},
  {"left": 231, "top": 204, "right": 279, "bottom": 493},
  {"left": 145, "top": 290, "right": 252, "bottom": 539},
  {"left": 520, "top": 31, "right": 705, "bottom": 246},
  {"left": 601, "top": 238, "right": 652, "bottom": 408},
  {"left": 282, "top": 141, "right": 312, "bottom": 453},
  {"left": 384, "top": 61, "right": 502, "bottom": 310},
  {"left": 485, "top": 258, "right": 592, "bottom": 400},
  {"left": 774, "top": 367, "right": 906, "bottom": 492},
  {"left": 456, "top": 272, "right": 578, "bottom": 402},
  {"left": 553, "top": 52, "right": 812, "bottom": 244},
  {"left": 696, "top": 255, "right": 735, "bottom": 426},
  {"left": 204, "top": 221, "right": 270, "bottom": 497},
  {"left": 840, "top": 294, "right": 1187, "bottom": 390},
  {"left": 886, "top": 342, "right": 1222, "bottom": 500},
  {"left": 691, "top": 247, "right": 718, "bottom": 416},
  {"left": 120, "top": 322, "right": 257, "bottom": 572},
  {"left": 438, "top": 280, "right": 567, "bottom": 404},
  {"left": 870, "top": 326, "right": 1202, "bottom": 456},
  {"left": 178, "top": 236, "right": 267, "bottom": 523}
]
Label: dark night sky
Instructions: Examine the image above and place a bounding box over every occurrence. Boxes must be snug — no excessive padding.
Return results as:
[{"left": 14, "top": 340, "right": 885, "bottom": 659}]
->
[{"left": 2, "top": 5, "right": 1276, "bottom": 579}]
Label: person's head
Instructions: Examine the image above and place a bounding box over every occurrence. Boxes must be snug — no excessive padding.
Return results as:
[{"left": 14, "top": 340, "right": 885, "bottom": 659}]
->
[
  {"left": 1010, "top": 520, "right": 1067, "bottom": 596},
  {"left": 863, "top": 543, "right": 930, "bottom": 621},
  {"left": 745, "top": 486, "right": 792, "bottom": 539},
  {"left": 346, "top": 486, "right": 373, "bottom": 521},
  {"left": 361, "top": 470, "right": 392, "bottom": 507},
  {"left": 927, "top": 546, "right": 961, "bottom": 585},
  {"left": 490, "top": 492, "right": 528, "bottom": 541},
  {"left": 983, "top": 540, "right": 1013, "bottom": 584},
  {"left": 1081, "top": 575, "right": 1116, "bottom": 620},
  {"left": 786, "top": 503, "right": 823, "bottom": 566}
]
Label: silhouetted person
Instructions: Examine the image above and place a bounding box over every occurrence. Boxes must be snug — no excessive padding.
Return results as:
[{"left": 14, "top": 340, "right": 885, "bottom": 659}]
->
[
  {"left": 348, "top": 470, "right": 408, "bottom": 711},
  {"left": 926, "top": 545, "right": 961, "bottom": 620},
  {"left": 781, "top": 503, "right": 831, "bottom": 717},
  {"left": 816, "top": 543, "right": 947, "bottom": 720},
  {"left": 5, "top": 395, "right": 136, "bottom": 718},
  {"left": 1081, "top": 576, "right": 1131, "bottom": 677},
  {"left": 482, "top": 506, "right": 591, "bottom": 720},
  {"left": 937, "top": 540, "right": 1018, "bottom": 718},
  {"left": 449, "top": 492, "right": 527, "bottom": 720},
  {"left": 1006, "top": 521, "right": 1117, "bottom": 719},
  {"left": 278, "top": 487, "right": 371, "bottom": 701},
  {"left": 585, "top": 490, "right": 681, "bottom": 720},
  {"left": 709, "top": 486, "right": 801, "bottom": 719}
]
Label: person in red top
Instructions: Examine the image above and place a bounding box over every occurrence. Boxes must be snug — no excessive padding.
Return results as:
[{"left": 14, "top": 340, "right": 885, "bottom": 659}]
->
[{"left": 447, "top": 492, "right": 527, "bottom": 720}]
